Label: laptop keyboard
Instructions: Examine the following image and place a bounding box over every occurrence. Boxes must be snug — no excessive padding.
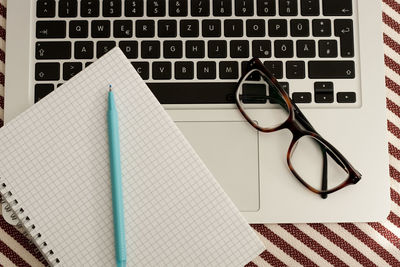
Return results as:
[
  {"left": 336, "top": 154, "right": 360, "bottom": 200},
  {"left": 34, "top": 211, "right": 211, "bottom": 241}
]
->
[{"left": 34, "top": 0, "right": 359, "bottom": 106}]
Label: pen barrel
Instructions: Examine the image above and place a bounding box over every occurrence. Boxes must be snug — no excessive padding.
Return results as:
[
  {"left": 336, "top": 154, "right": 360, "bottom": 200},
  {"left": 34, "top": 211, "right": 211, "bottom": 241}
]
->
[{"left": 107, "top": 93, "right": 127, "bottom": 264}]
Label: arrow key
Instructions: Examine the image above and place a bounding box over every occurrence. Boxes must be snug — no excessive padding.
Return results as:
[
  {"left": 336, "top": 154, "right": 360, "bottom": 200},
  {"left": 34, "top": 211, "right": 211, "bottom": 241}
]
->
[
  {"left": 315, "top": 82, "right": 334, "bottom": 103},
  {"left": 322, "top": 0, "right": 352, "bottom": 16},
  {"left": 337, "top": 92, "right": 356, "bottom": 103},
  {"left": 35, "top": 63, "right": 60, "bottom": 81}
]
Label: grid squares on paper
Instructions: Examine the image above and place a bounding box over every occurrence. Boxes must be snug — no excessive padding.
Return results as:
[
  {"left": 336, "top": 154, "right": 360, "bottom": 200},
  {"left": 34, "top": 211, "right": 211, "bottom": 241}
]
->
[{"left": 0, "top": 48, "right": 264, "bottom": 266}]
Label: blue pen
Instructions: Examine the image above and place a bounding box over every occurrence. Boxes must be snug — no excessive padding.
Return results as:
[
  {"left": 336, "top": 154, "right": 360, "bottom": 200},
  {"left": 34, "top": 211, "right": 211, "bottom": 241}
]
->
[{"left": 107, "top": 85, "right": 127, "bottom": 267}]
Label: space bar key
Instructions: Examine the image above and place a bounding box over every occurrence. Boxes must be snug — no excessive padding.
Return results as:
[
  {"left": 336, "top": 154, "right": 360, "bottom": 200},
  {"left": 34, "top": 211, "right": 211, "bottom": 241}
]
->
[
  {"left": 147, "top": 82, "right": 237, "bottom": 104},
  {"left": 308, "top": 61, "right": 355, "bottom": 79}
]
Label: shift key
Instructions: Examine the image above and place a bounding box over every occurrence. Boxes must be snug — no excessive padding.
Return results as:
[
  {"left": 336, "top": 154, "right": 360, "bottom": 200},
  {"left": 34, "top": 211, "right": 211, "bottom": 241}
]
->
[
  {"left": 36, "top": 42, "right": 71, "bottom": 59},
  {"left": 308, "top": 61, "right": 355, "bottom": 79}
]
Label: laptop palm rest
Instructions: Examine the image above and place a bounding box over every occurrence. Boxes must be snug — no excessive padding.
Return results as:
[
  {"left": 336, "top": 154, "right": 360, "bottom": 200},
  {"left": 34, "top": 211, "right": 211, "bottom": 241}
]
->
[{"left": 176, "top": 121, "right": 260, "bottom": 212}]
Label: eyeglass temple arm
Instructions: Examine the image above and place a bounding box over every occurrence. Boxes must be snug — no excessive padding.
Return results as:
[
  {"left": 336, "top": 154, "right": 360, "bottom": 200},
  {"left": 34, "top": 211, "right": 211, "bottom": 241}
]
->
[
  {"left": 291, "top": 103, "right": 338, "bottom": 199},
  {"left": 321, "top": 147, "right": 328, "bottom": 199},
  {"left": 291, "top": 102, "right": 347, "bottom": 170}
]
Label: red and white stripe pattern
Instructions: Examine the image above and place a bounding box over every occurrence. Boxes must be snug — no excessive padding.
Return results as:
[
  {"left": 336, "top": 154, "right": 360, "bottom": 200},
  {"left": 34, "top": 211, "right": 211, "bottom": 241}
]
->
[{"left": 0, "top": 0, "right": 400, "bottom": 266}]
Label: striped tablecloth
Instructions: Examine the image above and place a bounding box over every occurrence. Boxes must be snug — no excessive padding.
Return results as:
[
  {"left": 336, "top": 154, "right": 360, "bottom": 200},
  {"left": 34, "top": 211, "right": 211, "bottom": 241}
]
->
[{"left": 0, "top": 0, "right": 399, "bottom": 266}]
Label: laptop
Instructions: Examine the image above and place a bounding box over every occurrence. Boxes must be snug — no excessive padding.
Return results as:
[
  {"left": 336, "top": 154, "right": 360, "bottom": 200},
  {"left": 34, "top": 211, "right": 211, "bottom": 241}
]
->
[{"left": 4, "top": 0, "right": 389, "bottom": 223}]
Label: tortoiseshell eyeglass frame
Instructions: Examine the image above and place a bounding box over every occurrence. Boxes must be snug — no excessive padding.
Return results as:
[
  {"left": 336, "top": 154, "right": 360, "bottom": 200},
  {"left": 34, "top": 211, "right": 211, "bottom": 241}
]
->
[{"left": 235, "top": 58, "right": 362, "bottom": 199}]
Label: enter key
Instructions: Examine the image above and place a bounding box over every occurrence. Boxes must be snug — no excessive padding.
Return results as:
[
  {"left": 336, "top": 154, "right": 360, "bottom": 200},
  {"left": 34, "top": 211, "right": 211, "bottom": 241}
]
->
[{"left": 334, "top": 19, "right": 354, "bottom": 58}]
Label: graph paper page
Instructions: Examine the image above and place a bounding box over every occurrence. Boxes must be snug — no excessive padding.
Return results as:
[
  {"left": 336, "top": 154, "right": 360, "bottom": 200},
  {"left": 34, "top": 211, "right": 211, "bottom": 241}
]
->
[{"left": 0, "top": 48, "right": 264, "bottom": 266}]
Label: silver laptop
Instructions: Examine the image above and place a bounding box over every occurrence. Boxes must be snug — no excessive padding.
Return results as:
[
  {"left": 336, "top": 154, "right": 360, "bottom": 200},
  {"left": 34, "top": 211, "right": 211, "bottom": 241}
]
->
[{"left": 4, "top": 0, "right": 389, "bottom": 223}]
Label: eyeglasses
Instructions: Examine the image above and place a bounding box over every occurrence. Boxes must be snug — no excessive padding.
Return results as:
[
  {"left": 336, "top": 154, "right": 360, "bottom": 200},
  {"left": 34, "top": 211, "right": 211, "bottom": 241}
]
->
[{"left": 235, "top": 58, "right": 362, "bottom": 199}]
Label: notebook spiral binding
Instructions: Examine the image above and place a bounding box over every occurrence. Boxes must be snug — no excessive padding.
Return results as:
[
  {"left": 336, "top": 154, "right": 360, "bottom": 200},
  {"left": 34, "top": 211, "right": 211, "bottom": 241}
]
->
[{"left": 1, "top": 182, "right": 60, "bottom": 266}]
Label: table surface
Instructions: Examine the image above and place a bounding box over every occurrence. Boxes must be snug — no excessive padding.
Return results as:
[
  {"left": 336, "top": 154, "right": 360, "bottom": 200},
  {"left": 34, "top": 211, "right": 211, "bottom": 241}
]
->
[{"left": 0, "top": 0, "right": 400, "bottom": 266}]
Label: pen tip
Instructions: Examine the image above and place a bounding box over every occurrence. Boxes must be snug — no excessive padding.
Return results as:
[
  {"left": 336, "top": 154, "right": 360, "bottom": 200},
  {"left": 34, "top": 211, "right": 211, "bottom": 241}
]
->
[{"left": 109, "top": 84, "right": 112, "bottom": 92}]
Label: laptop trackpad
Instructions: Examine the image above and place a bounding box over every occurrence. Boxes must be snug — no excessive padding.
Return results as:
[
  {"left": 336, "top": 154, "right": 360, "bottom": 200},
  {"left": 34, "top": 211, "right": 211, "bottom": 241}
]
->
[{"left": 176, "top": 121, "right": 259, "bottom": 212}]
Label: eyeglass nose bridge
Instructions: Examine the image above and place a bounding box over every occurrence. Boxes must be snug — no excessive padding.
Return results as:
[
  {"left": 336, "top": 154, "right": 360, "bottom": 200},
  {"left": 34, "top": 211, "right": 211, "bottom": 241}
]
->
[{"left": 281, "top": 119, "right": 307, "bottom": 141}]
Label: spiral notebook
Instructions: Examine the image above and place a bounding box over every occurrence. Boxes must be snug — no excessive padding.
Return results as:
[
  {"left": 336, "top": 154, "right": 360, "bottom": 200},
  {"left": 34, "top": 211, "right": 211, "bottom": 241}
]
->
[{"left": 0, "top": 48, "right": 264, "bottom": 266}]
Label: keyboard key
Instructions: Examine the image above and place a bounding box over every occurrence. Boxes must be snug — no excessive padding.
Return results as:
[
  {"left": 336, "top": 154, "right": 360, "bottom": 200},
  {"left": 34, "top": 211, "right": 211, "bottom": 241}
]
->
[
  {"left": 230, "top": 40, "right": 249, "bottom": 58},
  {"left": 286, "top": 61, "right": 305, "bottom": 79},
  {"left": 235, "top": 0, "right": 254, "bottom": 16},
  {"left": 257, "top": 0, "right": 276, "bottom": 16},
  {"left": 274, "top": 40, "right": 293, "bottom": 58},
  {"left": 197, "top": 62, "right": 216, "bottom": 79},
  {"left": 147, "top": 83, "right": 237, "bottom": 104},
  {"left": 264, "top": 61, "right": 283, "bottom": 79},
  {"left": 202, "top": 20, "right": 221, "bottom": 37},
  {"left": 136, "top": 20, "right": 155, "bottom": 37},
  {"left": 220, "top": 61, "right": 239, "bottom": 79},
  {"left": 318, "top": 40, "right": 338, "bottom": 58},
  {"left": 191, "top": 0, "right": 210, "bottom": 16},
  {"left": 301, "top": 0, "right": 319, "bottom": 16},
  {"left": 81, "top": 0, "right": 99, "bottom": 17},
  {"left": 242, "top": 61, "right": 261, "bottom": 80},
  {"left": 280, "top": 82, "right": 289, "bottom": 95},
  {"left": 279, "top": 0, "right": 298, "bottom": 16},
  {"left": 119, "top": 41, "right": 138, "bottom": 58},
  {"left": 208, "top": 40, "right": 227, "bottom": 58},
  {"left": 169, "top": 0, "right": 188, "bottom": 16},
  {"left": 296, "top": 40, "right": 316, "bottom": 58},
  {"left": 35, "top": 84, "right": 54, "bottom": 102},
  {"left": 334, "top": 19, "right": 354, "bottom": 57},
  {"left": 36, "top": 21, "right": 66, "bottom": 38},
  {"left": 290, "top": 19, "right": 309, "bottom": 37},
  {"left": 59, "top": 0, "right": 77, "bottom": 17},
  {"left": 91, "top": 21, "right": 111, "bottom": 38},
  {"left": 141, "top": 41, "right": 160, "bottom": 58},
  {"left": 252, "top": 40, "right": 272, "bottom": 58},
  {"left": 147, "top": 0, "right": 166, "bottom": 16},
  {"left": 337, "top": 92, "right": 356, "bottom": 103},
  {"left": 322, "top": 0, "right": 352, "bottom": 16},
  {"left": 131, "top": 62, "right": 149, "bottom": 80},
  {"left": 35, "top": 63, "right": 60, "bottom": 80},
  {"left": 125, "top": 0, "right": 143, "bottom": 16},
  {"left": 186, "top": 41, "right": 205, "bottom": 58},
  {"left": 103, "top": 0, "right": 121, "bottom": 17},
  {"left": 175, "top": 62, "right": 194, "bottom": 79},
  {"left": 308, "top": 61, "right": 355, "bottom": 79},
  {"left": 292, "top": 92, "right": 311, "bottom": 103},
  {"left": 180, "top": 20, "right": 199, "bottom": 37},
  {"left": 213, "top": 0, "right": 232, "bottom": 16},
  {"left": 69, "top": 21, "right": 88, "bottom": 38},
  {"left": 96, "top": 41, "right": 116, "bottom": 58},
  {"left": 164, "top": 41, "right": 183, "bottom": 58},
  {"left": 246, "top": 20, "right": 265, "bottom": 37},
  {"left": 75, "top": 41, "right": 94, "bottom": 59},
  {"left": 85, "top": 62, "right": 93, "bottom": 67},
  {"left": 270, "top": 82, "right": 289, "bottom": 103},
  {"left": 36, "top": 42, "right": 71, "bottom": 59},
  {"left": 113, "top": 20, "right": 132, "bottom": 38},
  {"left": 63, "top": 62, "right": 82, "bottom": 80},
  {"left": 242, "top": 84, "right": 267, "bottom": 103},
  {"left": 224, "top": 20, "right": 243, "bottom": 37},
  {"left": 37, "top": 0, "right": 56, "bottom": 18},
  {"left": 153, "top": 62, "right": 172, "bottom": 79},
  {"left": 269, "top": 20, "right": 287, "bottom": 37},
  {"left": 158, "top": 20, "right": 177, "bottom": 37},
  {"left": 314, "top": 82, "right": 334, "bottom": 103},
  {"left": 312, "top": 19, "right": 331, "bottom": 37}
]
